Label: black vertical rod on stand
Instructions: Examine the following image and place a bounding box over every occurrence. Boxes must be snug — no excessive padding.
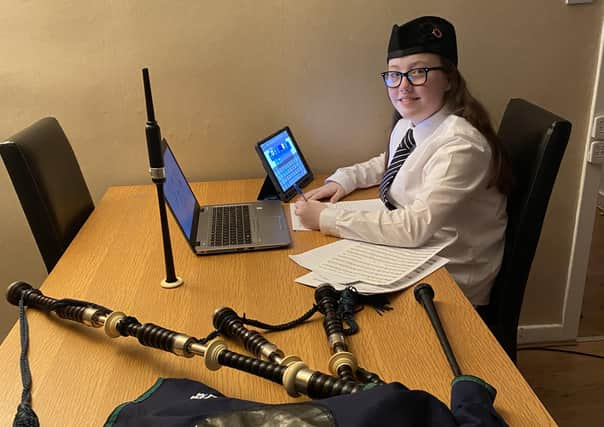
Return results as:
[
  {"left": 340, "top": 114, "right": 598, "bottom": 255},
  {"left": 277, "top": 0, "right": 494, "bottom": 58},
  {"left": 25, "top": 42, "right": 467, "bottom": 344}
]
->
[
  {"left": 142, "top": 68, "right": 183, "bottom": 289},
  {"left": 414, "top": 283, "right": 461, "bottom": 377}
]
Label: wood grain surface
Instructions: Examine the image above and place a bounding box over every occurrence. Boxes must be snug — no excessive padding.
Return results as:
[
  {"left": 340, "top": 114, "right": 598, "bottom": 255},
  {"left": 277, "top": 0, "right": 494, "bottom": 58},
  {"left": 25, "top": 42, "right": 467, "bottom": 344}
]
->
[{"left": 0, "top": 179, "right": 555, "bottom": 426}]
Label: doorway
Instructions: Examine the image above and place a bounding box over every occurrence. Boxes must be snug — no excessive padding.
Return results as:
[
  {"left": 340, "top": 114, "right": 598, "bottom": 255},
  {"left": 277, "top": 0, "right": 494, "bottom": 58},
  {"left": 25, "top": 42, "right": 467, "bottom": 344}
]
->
[{"left": 578, "top": 192, "right": 604, "bottom": 339}]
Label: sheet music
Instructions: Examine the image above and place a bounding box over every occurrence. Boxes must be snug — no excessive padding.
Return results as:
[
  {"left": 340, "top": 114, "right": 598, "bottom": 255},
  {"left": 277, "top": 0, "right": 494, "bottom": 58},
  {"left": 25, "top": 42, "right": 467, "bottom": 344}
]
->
[
  {"left": 295, "top": 255, "right": 449, "bottom": 294},
  {"left": 289, "top": 233, "right": 455, "bottom": 286}
]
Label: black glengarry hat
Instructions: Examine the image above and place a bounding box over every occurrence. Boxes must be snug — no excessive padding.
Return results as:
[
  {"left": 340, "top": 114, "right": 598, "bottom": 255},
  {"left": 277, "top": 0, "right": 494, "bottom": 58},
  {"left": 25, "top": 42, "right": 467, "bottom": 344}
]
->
[{"left": 387, "top": 16, "right": 457, "bottom": 66}]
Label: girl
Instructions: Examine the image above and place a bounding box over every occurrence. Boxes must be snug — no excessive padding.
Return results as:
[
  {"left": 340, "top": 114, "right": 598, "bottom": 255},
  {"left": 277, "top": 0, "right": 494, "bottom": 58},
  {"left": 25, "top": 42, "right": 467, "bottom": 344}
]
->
[{"left": 294, "top": 16, "right": 511, "bottom": 305}]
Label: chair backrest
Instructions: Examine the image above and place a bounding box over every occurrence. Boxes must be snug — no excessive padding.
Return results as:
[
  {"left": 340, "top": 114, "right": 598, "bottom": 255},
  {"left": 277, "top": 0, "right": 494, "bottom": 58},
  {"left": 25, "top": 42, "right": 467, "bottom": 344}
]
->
[
  {"left": 1, "top": 117, "right": 94, "bottom": 272},
  {"left": 479, "top": 99, "right": 572, "bottom": 362}
]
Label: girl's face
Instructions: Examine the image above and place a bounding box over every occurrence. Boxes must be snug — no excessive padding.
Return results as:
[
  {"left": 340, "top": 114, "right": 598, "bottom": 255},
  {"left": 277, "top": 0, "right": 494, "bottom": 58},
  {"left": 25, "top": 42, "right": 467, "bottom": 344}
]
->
[{"left": 386, "top": 53, "right": 450, "bottom": 125}]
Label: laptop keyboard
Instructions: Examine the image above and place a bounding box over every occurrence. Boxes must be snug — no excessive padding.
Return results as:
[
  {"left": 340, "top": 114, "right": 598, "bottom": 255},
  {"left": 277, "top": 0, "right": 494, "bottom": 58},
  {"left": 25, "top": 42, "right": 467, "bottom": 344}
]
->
[{"left": 210, "top": 205, "right": 252, "bottom": 246}]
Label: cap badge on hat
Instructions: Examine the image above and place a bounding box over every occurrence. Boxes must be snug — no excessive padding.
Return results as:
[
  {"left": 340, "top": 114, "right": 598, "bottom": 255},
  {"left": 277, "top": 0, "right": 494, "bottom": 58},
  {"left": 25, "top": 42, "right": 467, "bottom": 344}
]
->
[{"left": 432, "top": 26, "right": 443, "bottom": 38}]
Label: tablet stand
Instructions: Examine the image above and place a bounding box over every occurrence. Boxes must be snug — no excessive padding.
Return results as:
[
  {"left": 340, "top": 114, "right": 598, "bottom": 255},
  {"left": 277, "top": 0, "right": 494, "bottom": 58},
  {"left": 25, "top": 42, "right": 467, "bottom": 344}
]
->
[{"left": 257, "top": 175, "right": 281, "bottom": 200}]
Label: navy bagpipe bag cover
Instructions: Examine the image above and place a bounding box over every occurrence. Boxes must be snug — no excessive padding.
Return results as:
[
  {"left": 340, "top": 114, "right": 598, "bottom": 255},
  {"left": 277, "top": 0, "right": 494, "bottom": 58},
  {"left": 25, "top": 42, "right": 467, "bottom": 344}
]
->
[{"left": 105, "top": 377, "right": 507, "bottom": 427}]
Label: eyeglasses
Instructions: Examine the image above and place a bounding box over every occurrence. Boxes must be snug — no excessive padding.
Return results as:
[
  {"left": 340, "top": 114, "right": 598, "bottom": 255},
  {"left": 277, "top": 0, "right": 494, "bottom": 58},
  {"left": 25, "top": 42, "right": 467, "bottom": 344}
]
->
[{"left": 380, "top": 67, "right": 444, "bottom": 88}]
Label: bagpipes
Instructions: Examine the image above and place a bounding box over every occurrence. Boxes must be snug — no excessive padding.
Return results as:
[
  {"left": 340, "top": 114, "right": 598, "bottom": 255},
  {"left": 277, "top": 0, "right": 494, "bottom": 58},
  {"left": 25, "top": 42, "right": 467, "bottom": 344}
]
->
[{"left": 6, "top": 281, "right": 508, "bottom": 427}]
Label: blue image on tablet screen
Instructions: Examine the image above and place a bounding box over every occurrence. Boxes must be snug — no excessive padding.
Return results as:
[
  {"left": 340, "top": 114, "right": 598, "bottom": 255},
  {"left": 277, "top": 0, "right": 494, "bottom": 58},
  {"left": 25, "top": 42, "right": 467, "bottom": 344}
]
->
[
  {"left": 163, "top": 146, "right": 196, "bottom": 237},
  {"left": 261, "top": 130, "right": 308, "bottom": 191}
]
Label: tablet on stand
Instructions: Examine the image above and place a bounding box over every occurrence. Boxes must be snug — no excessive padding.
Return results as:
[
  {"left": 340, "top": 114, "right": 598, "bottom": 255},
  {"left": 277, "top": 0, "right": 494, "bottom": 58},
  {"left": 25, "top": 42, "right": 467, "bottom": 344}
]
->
[{"left": 255, "top": 126, "right": 313, "bottom": 201}]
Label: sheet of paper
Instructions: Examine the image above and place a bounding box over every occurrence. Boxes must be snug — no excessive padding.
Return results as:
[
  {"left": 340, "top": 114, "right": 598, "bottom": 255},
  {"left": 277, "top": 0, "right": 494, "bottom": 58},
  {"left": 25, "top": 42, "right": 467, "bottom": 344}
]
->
[
  {"left": 289, "top": 233, "right": 455, "bottom": 285},
  {"left": 289, "top": 199, "right": 385, "bottom": 231},
  {"left": 294, "top": 255, "right": 449, "bottom": 294}
]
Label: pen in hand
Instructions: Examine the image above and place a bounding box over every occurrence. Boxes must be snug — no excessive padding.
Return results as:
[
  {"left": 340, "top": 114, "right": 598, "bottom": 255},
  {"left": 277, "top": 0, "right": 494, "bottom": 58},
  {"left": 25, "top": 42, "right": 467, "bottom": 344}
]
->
[{"left": 293, "top": 183, "right": 308, "bottom": 201}]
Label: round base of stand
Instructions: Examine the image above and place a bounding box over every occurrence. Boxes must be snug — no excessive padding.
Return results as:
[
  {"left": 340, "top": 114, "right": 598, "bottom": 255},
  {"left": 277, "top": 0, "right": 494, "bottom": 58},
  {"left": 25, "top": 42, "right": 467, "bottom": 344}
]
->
[{"left": 161, "top": 277, "right": 184, "bottom": 289}]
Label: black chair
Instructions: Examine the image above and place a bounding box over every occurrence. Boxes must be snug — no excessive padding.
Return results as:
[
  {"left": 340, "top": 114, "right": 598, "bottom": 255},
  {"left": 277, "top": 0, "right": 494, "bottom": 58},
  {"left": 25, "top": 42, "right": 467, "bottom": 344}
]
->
[
  {"left": 1, "top": 117, "right": 94, "bottom": 272},
  {"left": 478, "top": 99, "right": 571, "bottom": 363},
  {"left": 478, "top": 98, "right": 572, "bottom": 363}
]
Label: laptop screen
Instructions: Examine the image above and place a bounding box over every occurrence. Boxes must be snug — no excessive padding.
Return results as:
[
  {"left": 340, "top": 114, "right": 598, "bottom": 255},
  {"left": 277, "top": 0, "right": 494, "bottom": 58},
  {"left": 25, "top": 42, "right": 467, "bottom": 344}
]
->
[
  {"left": 258, "top": 129, "right": 309, "bottom": 192},
  {"left": 163, "top": 144, "right": 197, "bottom": 238}
]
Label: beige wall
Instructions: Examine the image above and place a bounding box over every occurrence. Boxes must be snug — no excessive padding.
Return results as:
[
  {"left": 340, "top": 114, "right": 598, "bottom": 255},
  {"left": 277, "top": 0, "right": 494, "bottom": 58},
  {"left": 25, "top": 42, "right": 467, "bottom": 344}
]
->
[{"left": 0, "top": 1, "right": 602, "bottom": 340}]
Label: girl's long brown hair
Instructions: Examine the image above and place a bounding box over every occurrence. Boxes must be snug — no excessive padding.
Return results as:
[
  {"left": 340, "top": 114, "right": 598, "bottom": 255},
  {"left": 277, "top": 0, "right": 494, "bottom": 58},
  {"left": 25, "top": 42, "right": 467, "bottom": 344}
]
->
[{"left": 387, "top": 59, "right": 512, "bottom": 195}]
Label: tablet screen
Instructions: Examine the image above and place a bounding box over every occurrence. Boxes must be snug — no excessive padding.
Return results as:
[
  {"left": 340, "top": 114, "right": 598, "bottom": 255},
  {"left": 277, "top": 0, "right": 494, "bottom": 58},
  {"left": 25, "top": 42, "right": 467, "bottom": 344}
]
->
[{"left": 256, "top": 127, "right": 312, "bottom": 199}]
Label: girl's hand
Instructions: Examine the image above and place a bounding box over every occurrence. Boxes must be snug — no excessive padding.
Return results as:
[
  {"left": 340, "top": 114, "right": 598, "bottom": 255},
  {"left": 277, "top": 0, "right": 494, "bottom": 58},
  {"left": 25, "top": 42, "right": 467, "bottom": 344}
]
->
[
  {"left": 294, "top": 200, "right": 327, "bottom": 230},
  {"left": 300, "top": 182, "right": 345, "bottom": 203}
]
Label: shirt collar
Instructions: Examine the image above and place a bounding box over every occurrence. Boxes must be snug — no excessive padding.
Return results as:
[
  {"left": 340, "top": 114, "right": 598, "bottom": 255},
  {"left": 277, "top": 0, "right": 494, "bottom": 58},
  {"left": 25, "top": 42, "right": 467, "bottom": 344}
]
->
[{"left": 408, "top": 106, "right": 451, "bottom": 144}]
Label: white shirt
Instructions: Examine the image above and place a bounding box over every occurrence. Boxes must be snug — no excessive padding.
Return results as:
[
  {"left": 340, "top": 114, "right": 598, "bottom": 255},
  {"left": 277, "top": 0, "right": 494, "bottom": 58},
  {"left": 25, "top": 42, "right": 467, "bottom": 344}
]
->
[{"left": 319, "top": 109, "right": 507, "bottom": 305}]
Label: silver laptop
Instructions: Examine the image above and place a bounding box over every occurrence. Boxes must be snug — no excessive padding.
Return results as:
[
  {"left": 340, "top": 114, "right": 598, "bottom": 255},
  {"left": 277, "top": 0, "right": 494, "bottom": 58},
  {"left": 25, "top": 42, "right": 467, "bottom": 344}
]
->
[{"left": 162, "top": 140, "right": 291, "bottom": 254}]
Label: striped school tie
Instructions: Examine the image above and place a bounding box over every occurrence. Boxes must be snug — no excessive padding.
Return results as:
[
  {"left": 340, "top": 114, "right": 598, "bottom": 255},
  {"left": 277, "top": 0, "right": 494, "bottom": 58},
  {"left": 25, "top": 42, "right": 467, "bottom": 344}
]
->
[{"left": 379, "top": 128, "right": 416, "bottom": 210}]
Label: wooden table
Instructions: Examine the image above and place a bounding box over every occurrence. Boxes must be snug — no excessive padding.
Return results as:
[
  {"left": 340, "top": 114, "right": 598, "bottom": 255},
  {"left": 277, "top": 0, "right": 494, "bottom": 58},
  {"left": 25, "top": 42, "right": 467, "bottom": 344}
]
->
[{"left": 0, "top": 179, "right": 555, "bottom": 425}]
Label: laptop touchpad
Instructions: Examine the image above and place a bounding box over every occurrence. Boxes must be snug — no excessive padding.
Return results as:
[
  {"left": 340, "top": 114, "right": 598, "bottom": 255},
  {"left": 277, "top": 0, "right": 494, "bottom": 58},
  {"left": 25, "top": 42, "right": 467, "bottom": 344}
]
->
[{"left": 263, "top": 216, "right": 286, "bottom": 230}]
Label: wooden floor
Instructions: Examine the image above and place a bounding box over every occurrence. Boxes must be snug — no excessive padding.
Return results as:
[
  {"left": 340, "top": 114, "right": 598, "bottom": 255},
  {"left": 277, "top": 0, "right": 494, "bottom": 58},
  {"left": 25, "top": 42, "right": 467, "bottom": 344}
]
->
[
  {"left": 517, "top": 341, "right": 604, "bottom": 427},
  {"left": 515, "top": 209, "right": 604, "bottom": 426}
]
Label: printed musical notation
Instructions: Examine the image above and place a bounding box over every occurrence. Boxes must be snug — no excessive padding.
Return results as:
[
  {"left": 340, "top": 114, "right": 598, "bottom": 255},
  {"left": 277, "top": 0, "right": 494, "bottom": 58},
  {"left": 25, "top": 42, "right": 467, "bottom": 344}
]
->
[{"left": 289, "top": 233, "right": 454, "bottom": 294}]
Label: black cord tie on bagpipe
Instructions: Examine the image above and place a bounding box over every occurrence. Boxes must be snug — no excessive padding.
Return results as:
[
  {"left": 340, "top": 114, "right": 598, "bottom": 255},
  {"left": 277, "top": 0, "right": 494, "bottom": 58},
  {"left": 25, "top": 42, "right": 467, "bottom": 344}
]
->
[
  {"left": 221, "top": 285, "right": 391, "bottom": 338},
  {"left": 338, "top": 286, "right": 394, "bottom": 335},
  {"left": 14, "top": 292, "right": 40, "bottom": 427},
  {"left": 240, "top": 304, "right": 319, "bottom": 332},
  {"left": 338, "top": 287, "right": 360, "bottom": 335}
]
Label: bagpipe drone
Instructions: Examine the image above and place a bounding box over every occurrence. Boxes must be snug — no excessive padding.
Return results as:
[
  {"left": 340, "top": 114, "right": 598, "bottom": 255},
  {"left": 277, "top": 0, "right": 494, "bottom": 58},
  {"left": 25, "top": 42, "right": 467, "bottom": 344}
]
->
[{"left": 7, "top": 281, "right": 507, "bottom": 427}]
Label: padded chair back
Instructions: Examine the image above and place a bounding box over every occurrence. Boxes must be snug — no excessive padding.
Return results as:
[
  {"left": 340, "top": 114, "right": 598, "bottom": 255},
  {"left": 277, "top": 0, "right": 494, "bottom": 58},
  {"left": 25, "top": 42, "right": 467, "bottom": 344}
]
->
[
  {"left": 1, "top": 117, "right": 94, "bottom": 272},
  {"left": 480, "top": 99, "right": 571, "bottom": 362}
]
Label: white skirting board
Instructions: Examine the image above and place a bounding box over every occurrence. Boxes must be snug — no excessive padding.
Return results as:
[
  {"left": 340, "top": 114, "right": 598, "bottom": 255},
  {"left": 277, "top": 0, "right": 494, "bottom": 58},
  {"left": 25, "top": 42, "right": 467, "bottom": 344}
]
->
[{"left": 517, "top": 323, "right": 569, "bottom": 345}]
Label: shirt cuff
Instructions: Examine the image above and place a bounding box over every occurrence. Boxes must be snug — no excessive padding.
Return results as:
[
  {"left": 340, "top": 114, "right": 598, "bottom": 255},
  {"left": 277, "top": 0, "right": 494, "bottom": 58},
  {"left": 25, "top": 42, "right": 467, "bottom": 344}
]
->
[
  {"left": 325, "top": 171, "right": 355, "bottom": 195},
  {"left": 319, "top": 207, "right": 340, "bottom": 237}
]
